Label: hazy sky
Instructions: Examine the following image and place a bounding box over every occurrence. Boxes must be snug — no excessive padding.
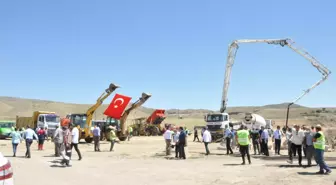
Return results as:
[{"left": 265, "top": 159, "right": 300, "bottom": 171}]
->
[{"left": 0, "top": 0, "right": 335, "bottom": 110}]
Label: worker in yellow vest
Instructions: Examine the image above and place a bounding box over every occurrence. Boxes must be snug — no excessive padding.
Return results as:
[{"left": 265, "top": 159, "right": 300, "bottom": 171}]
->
[
  {"left": 236, "top": 126, "right": 251, "bottom": 165},
  {"left": 313, "top": 125, "right": 332, "bottom": 174}
]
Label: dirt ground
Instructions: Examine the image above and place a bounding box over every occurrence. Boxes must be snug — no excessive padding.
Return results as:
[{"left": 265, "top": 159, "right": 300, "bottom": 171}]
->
[{"left": 1, "top": 136, "right": 335, "bottom": 185}]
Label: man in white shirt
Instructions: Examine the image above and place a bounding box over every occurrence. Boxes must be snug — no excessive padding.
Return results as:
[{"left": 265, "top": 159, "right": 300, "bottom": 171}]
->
[
  {"left": 202, "top": 127, "right": 212, "bottom": 155},
  {"left": 260, "top": 126, "right": 269, "bottom": 156},
  {"left": 273, "top": 126, "right": 283, "bottom": 155},
  {"left": 163, "top": 127, "right": 173, "bottom": 156},
  {"left": 288, "top": 125, "right": 305, "bottom": 165},
  {"left": 70, "top": 124, "right": 82, "bottom": 160}
]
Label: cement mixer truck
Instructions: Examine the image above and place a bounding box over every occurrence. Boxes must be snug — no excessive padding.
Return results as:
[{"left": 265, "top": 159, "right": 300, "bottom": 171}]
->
[{"left": 242, "top": 113, "right": 267, "bottom": 130}]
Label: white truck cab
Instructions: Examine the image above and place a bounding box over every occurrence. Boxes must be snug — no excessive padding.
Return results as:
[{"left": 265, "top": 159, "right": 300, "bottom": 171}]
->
[
  {"left": 36, "top": 114, "right": 60, "bottom": 136},
  {"left": 204, "top": 113, "right": 230, "bottom": 140}
]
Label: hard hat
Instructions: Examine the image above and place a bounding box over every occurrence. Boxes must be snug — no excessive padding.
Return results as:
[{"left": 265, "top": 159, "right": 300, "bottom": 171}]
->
[{"left": 61, "top": 118, "right": 70, "bottom": 127}]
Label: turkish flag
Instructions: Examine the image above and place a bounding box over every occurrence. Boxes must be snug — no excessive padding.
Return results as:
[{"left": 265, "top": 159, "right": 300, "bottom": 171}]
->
[{"left": 104, "top": 94, "right": 132, "bottom": 119}]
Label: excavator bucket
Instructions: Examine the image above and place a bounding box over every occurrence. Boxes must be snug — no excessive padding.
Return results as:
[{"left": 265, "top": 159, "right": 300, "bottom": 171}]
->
[
  {"left": 141, "top": 92, "right": 151, "bottom": 101},
  {"left": 106, "top": 83, "right": 120, "bottom": 93},
  {"left": 146, "top": 109, "right": 166, "bottom": 125}
]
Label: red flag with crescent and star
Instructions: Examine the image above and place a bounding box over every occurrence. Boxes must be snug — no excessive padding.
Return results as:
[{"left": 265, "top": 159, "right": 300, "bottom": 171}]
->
[{"left": 104, "top": 94, "right": 132, "bottom": 119}]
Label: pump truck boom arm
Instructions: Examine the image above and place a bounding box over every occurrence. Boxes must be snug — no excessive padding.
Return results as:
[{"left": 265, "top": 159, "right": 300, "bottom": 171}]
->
[
  {"left": 86, "top": 83, "right": 120, "bottom": 129},
  {"left": 220, "top": 38, "right": 331, "bottom": 113}
]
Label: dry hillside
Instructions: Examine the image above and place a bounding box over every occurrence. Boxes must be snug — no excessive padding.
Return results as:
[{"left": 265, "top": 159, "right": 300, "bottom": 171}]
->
[{"left": 0, "top": 96, "right": 335, "bottom": 128}]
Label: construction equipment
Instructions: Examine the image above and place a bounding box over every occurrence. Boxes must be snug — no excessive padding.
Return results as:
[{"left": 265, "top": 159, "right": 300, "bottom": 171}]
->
[
  {"left": 16, "top": 111, "right": 60, "bottom": 137},
  {"left": 131, "top": 109, "right": 167, "bottom": 136},
  {"left": 219, "top": 38, "right": 331, "bottom": 128},
  {"left": 66, "top": 83, "right": 119, "bottom": 143},
  {"left": 106, "top": 92, "right": 151, "bottom": 141}
]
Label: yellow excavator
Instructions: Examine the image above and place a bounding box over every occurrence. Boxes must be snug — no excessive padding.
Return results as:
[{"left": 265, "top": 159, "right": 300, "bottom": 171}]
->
[
  {"left": 66, "top": 83, "right": 120, "bottom": 143},
  {"left": 105, "top": 92, "right": 151, "bottom": 141}
]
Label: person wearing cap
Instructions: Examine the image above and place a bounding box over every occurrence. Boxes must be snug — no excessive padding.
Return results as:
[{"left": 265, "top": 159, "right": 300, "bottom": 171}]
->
[
  {"left": 202, "top": 126, "right": 212, "bottom": 155},
  {"left": 236, "top": 126, "right": 251, "bottom": 164},
  {"left": 59, "top": 118, "right": 72, "bottom": 167},
  {"left": 70, "top": 124, "right": 82, "bottom": 160},
  {"left": 313, "top": 125, "right": 332, "bottom": 174},
  {"left": 109, "top": 126, "right": 117, "bottom": 151}
]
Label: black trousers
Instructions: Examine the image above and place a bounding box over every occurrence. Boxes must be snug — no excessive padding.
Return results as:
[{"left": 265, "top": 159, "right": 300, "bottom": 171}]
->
[
  {"left": 175, "top": 144, "right": 180, "bottom": 157},
  {"left": 204, "top": 142, "right": 210, "bottom": 155},
  {"left": 25, "top": 139, "right": 33, "bottom": 158},
  {"left": 274, "top": 139, "right": 281, "bottom": 154},
  {"left": 240, "top": 145, "right": 251, "bottom": 163},
  {"left": 179, "top": 143, "right": 186, "bottom": 159},
  {"left": 289, "top": 144, "right": 302, "bottom": 164},
  {"left": 261, "top": 139, "right": 269, "bottom": 156},
  {"left": 71, "top": 143, "right": 82, "bottom": 159},
  {"left": 252, "top": 140, "right": 260, "bottom": 154},
  {"left": 226, "top": 138, "right": 233, "bottom": 154},
  {"left": 193, "top": 135, "right": 200, "bottom": 142}
]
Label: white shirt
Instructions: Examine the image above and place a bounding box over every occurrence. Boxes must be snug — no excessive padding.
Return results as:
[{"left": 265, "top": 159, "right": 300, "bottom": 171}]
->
[
  {"left": 71, "top": 127, "right": 79, "bottom": 144},
  {"left": 163, "top": 130, "right": 172, "bottom": 140},
  {"left": 290, "top": 129, "right": 305, "bottom": 145},
  {"left": 273, "top": 129, "right": 282, "bottom": 140},
  {"left": 173, "top": 131, "right": 180, "bottom": 143},
  {"left": 202, "top": 130, "right": 212, "bottom": 143}
]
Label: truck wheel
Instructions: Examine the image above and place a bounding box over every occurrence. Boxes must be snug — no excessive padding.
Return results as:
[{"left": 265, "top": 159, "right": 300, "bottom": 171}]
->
[{"left": 85, "top": 137, "right": 93, "bottom": 143}]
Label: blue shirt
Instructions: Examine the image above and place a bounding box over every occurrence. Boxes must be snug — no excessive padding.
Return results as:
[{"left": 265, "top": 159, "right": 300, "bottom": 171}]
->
[
  {"left": 24, "top": 128, "right": 38, "bottom": 140},
  {"left": 224, "top": 128, "right": 232, "bottom": 138},
  {"left": 92, "top": 127, "right": 101, "bottom": 136},
  {"left": 10, "top": 131, "right": 22, "bottom": 144},
  {"left": 261, "top": 130, "right": 269, "bottom": 139}
]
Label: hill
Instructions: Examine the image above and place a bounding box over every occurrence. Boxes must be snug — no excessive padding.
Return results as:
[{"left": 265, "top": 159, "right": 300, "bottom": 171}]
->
[{"left": 0, "top": 96, "right": 335, "bottom": 128}]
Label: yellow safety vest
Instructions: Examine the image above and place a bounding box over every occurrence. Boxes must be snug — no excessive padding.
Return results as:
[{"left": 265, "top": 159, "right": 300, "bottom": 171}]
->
[
  {"left": 110, "top": 130, "right": 116, "bottom": 141},
  {"left": 313, "top": 131, "right": 325, "bottom": 150},
  {"left": 237, "top": 130, "right": 250, "bottom": 146}
]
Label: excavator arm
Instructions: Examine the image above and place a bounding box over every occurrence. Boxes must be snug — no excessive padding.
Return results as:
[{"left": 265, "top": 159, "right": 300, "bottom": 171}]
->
[
  {"left": 220, "top": 38, "right": 331, "bottom": 113},
  {"left": 85, "top": 83, "right": 120, "bottom": 129},
  {"left": 118, "top": 92, "right": 151, "bottom": 140}
]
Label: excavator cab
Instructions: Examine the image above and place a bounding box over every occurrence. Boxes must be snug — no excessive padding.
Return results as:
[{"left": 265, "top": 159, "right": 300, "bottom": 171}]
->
[{"left": 66, "top": 113, "right": 90, "bottom": 141}]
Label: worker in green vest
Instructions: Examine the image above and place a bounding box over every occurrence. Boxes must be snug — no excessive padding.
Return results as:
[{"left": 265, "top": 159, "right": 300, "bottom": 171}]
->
[
  {"left": 109, "top": 126, "right": 117, "bottom": 152},
  {"left": 236, "top": 126, "right": 251, "bottom": 165},
  {"left": 313, "top": 125, "right": 332, "bottom": 174}
]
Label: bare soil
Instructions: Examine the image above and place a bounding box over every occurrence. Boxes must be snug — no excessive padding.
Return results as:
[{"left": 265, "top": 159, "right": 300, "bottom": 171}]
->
[{"left": 1, "top": 136, "right": 335, "bottom": 185}]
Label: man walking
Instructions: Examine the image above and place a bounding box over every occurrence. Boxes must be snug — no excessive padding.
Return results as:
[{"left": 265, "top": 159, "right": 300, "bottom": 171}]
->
[
  {"left": 224, "top": 125, "right": 233, "bottom": 155},
  {"left": 53, "top": 125, "right": 63, "bottom": 157},
  {"left": 260, "top": 126, "right": 269, "bottom": 156},
  {"left": 313, "top": 125, "right": 332, "bottom": 174},
  {"left": 23, "top": 125, "right": 38, "bottom": 158},
  {"left": 273, "top": 126, "right": 282, "bottom": 155},
  {"left": 163, "top": 127, "right": 173, "bottom": 156},
  {"left": 288, "top": 125, "right": 305, "bottom": 166},
  {"left": 60, "top": 118, "right": 72, "bottom": 167},
  {"left": 128, "top": 126, "right": 133, "bottom": 141},
  {"left": 178, "top": 127, "right": 186, "bottom": 159},
  {"left": 70, "top": 124, "right": 82, "bottom": 160},
  {"left": 202, "top": 127, "right": 211, "bottom": 155},
  {"left": 92, "top": 124, "right": 101, "bottom": 152},
  {"left": 304, "top": 127, "right": 316, "bottom": 166},
  {"left": 236, "top": 126, "right": 251, "bottom": 165},
  {"left": 193, "top": 128, "right": 200, "bottom": 142},
  {"left": 250, "top": 128, "right": 260, "bottom": 155}
]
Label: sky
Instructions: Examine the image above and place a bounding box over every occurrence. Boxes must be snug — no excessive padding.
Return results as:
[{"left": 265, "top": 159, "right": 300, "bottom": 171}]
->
[{"left": 0, "top": 0, "right": 335, "bottom": 110}]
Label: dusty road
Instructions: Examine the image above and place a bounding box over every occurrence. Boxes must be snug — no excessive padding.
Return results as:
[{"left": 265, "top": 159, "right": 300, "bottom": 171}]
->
[{"left": 0, "top": 136, "right": 335, "bottom": 185}]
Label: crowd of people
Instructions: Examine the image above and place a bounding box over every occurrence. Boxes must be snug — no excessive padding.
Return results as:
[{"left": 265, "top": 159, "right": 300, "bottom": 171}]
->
[
  {"left": 162, "top": 123, "right": 332, "bottom": 175},
  {"left": 7, "top": 118, "right": 120, "bottom": 167},
  {"left": 6, "top": 120, "right": 333, "bottom": 174}
]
